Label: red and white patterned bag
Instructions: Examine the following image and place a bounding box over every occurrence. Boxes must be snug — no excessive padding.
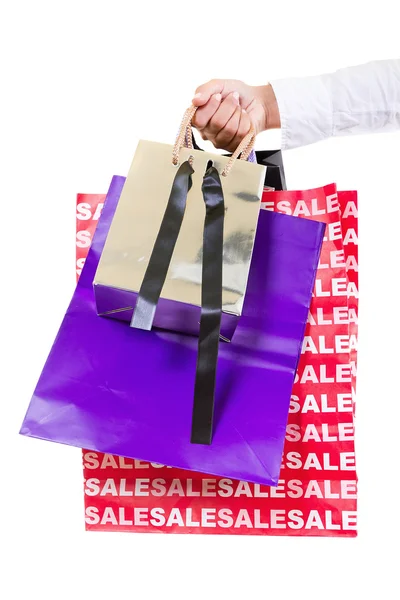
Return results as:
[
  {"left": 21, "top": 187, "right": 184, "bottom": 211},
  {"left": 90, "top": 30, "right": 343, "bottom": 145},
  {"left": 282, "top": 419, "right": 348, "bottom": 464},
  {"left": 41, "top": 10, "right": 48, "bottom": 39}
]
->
[{"left": 77, "top": 182, "right": 358, "bottom": 537}]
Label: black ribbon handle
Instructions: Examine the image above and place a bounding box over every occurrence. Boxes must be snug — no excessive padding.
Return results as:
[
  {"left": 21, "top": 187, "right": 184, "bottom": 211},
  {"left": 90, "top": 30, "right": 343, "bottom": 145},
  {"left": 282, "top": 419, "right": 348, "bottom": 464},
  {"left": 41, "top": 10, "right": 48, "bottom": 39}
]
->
[
  {"left": 130, "top": 161, "right": 194, "bottom": 330},
  {"left": 130, "top": 158, "right": 225, "bottom": 446},
  {"left": 191, "top": 162, "right": 225, "bottom": 445}
]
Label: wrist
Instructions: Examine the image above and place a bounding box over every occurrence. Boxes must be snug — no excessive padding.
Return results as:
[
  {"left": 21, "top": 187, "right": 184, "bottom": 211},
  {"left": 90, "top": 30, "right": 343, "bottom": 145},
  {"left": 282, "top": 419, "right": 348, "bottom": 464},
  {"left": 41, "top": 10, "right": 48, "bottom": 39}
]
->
[{"left": 255, "top": 84, "right": 281, "bottom": 131}]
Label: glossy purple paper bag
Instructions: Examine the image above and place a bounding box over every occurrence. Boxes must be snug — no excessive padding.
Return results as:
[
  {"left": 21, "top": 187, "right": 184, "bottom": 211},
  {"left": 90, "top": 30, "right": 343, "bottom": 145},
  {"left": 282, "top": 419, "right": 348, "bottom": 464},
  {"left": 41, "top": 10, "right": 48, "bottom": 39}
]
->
[{"left": 20, "top": 176, "right": 325, "bottom": 486}]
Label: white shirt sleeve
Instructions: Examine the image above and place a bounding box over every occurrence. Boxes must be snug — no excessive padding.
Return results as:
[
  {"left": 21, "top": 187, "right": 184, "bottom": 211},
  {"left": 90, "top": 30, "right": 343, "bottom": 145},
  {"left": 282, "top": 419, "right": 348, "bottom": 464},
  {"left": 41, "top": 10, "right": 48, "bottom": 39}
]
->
[{"left": 270, "top": 60, "right": 400, "bottom": 150}]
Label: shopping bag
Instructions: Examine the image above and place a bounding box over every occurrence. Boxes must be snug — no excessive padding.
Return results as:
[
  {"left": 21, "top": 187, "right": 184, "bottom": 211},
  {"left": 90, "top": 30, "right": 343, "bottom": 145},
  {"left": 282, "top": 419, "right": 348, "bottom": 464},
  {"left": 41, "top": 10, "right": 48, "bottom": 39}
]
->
[
  {"left": 81, "top": 183, "right": 358, "bottom": 536},
  {"left": 76, "top": 193, "right": 106, "bottom": 280},
  {"left": 20, "top": 173, "right": 324, "bottom": 487}
]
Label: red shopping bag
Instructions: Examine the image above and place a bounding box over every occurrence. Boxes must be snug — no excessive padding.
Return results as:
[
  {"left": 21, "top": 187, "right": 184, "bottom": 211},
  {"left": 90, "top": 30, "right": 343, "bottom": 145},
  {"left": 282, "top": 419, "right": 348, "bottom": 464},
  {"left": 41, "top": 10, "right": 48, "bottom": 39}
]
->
[
  {"left": 76, "top": 193, "right": 106, "bottom": 280},
  {"left": 78, "top": 183, "right": 358, "bottom": 536},
  {"left": 339, "top": 191, "right": 359, "bottom": 395}
]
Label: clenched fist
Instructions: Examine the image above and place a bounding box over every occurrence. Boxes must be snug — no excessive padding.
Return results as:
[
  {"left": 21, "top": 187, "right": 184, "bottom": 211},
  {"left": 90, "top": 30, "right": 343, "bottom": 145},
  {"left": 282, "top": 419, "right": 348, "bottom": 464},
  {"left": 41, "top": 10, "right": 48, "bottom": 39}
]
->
[{"left": 192, "top": 79, "right": 280, "bottom": 152}]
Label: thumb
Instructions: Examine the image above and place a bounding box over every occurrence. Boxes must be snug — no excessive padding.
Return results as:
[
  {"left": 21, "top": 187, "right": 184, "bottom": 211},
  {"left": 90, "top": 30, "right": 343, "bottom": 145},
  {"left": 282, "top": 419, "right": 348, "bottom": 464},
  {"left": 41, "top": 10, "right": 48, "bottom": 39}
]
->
[{"left": 192, "top": 79, "right": 236, "bottom": 107}]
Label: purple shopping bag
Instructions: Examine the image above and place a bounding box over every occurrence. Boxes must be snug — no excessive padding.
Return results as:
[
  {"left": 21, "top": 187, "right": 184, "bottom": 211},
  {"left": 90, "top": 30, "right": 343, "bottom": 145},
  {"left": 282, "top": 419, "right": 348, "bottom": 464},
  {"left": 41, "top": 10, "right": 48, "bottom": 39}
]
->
[{"left": 20, "top": 176, "right": 325, "bottom": 486}]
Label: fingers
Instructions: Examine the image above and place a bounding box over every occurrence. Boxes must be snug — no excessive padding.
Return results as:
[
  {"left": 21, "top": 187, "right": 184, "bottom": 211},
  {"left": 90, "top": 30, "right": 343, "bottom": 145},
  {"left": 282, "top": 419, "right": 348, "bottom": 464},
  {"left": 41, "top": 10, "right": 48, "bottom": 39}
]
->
[
  {"left": 226, "top": 109, "right": 253, "bottom": 152},
  {"left": 193, "top": 93, "right": 222, "bottom": 129},
  {"left": 213, "top": 105, "right": 241, "bottom": 149},
  {"left": 193, "top": 91, "right": 240, "bottom": 135},
  {"left": 206, "top": 92, "right": 240, "bottom": 136},
  {"left": 192, "top": 90, "right": 253, "bottom": 152},
  {"left": 192, "top": 79, "right": 225, "bottom": 107},
  {"left": 214, "top": 108, "right": 252, "bottom": 152}
]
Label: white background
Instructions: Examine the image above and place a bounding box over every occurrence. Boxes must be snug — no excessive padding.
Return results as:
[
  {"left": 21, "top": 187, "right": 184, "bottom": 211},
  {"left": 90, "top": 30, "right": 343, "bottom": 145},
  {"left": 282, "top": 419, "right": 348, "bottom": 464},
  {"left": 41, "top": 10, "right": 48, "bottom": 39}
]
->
[{"left": 1, "top": 1, "right": 399, "bottom": 598}]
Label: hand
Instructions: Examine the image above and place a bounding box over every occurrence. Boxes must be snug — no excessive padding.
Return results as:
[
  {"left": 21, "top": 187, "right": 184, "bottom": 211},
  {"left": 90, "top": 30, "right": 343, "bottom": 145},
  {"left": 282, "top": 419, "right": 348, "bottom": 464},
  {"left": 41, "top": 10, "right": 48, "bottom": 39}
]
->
[{"left": 192, "top": 79, "right": 280, "bottom": 152}]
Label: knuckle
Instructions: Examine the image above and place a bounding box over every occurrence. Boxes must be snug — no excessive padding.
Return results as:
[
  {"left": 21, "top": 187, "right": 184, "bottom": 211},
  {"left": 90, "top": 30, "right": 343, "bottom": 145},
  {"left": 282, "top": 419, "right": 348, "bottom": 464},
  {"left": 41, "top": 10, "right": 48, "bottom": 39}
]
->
[
  {"left": 210, "top": 116, "right": 224, "bottom": 131},
  {"left": 215, "top": 132, "right": 231, "bottom": 148},
  {"left": 193, "top": 114, "right": 206, "bottom": 129},
  {"left": 240, "top": 116, "right": 251, "bottom": 133},
  {"left": 224, "top": 123, "right": 237, "bottom": 137},
  {"left": 196, "top": 79, "right": 217, "bottom": 96},
  {"left": 232, "top": 134, "right": 245, "bottom": 149}
]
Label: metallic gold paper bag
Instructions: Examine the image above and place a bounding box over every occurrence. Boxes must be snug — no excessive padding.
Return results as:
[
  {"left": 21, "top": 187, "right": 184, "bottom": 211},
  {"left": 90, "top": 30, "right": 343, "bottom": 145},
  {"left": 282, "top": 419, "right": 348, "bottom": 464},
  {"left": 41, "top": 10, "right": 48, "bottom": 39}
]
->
[{"left": 94, "top": 112, "right": 266, "bottom": 341}]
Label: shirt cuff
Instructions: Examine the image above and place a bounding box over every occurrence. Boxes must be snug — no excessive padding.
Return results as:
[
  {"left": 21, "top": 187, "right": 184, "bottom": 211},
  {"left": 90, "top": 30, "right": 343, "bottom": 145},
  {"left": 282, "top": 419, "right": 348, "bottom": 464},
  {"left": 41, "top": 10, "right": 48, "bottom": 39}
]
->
[{"left": 270, "top": 74, "right": 333, "bottom": 150}]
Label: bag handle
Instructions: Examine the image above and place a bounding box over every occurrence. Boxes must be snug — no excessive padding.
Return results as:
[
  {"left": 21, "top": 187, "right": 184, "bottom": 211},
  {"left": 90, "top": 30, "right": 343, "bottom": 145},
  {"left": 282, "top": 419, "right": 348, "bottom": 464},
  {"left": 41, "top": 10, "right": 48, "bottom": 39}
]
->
[{"left": 172, "top": 105, "right": 256, "bottom": 177}]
